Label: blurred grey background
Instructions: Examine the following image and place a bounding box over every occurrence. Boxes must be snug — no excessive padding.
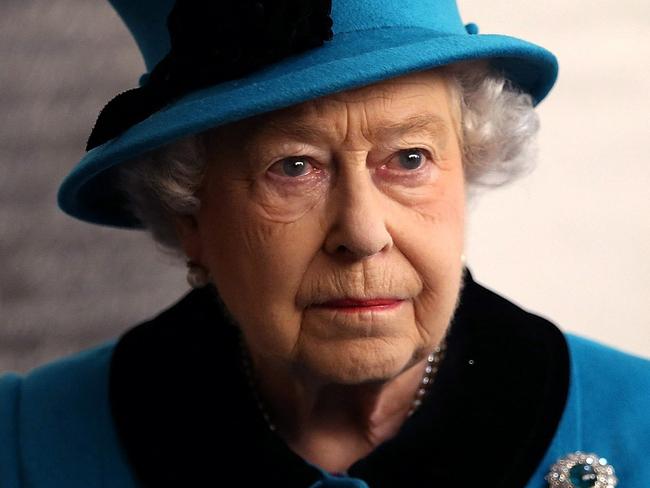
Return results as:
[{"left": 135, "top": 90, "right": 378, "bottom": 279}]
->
[{"left": 1, "top": 0, "right": 648, "bottom": 373}]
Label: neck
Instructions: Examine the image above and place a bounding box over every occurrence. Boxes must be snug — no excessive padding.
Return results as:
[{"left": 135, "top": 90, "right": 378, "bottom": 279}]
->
[{"left": 243, "top": 342, "right": 436, "bottom": 473}]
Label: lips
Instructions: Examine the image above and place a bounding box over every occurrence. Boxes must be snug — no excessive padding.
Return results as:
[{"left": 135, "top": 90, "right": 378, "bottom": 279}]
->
[{"left": 317, "top": 298, "right": 404, "bottom": 308}]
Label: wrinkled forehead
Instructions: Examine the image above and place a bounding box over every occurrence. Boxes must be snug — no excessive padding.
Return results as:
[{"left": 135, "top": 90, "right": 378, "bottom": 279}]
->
[{"left": 205, "top": 67, "right": 459, "bottom": 146}]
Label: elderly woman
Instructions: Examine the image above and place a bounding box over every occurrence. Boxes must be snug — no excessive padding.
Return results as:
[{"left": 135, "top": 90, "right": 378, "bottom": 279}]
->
[{"left": 1, "top": 0, "right": 649, "bottom": 487}]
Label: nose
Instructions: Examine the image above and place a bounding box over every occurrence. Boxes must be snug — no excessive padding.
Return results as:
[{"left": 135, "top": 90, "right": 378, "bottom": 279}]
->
[{"left": 323, "top": 161, "right": 393, "bottom": 260}]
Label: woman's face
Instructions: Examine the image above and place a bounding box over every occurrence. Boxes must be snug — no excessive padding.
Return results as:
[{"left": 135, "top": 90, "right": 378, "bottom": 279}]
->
[{"left": 176, "top": 69, "right": 466, "bottom": 384}]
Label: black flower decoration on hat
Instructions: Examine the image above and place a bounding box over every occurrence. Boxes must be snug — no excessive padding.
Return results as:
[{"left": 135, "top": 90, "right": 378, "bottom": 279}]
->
[{"left": 86, "top": 0, "right": 333, "bottom": 151}]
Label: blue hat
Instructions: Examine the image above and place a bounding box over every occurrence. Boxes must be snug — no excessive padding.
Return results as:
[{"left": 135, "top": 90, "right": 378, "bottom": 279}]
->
[{"left": 57, "top": 0, "right": 558, "bottom": 229}]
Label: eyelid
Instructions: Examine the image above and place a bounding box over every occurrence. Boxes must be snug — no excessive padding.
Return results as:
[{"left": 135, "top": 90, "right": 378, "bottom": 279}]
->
[
  {"left": 267, "top": 155, "right": 321, "bottom": 181},
  {"left": 265, "top": 146, "right": 438, "bottom": 182},
  {"left": 384, "top": 147, "right": 437, "bottom": 170}
]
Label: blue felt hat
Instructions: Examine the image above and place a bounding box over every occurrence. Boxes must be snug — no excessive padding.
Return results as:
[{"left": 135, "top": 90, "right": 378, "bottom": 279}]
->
[{"left": 57, "top": 0, "right": 559, "bottom": 229}]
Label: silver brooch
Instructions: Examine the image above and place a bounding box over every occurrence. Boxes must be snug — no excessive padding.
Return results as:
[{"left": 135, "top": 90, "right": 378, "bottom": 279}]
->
[{"left": 545, "top": 451, "right": 617, "bottom": 487}]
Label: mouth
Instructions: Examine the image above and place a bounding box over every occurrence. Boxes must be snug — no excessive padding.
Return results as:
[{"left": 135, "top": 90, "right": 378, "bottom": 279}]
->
[{"left": 312, "top": 298, "right": 405, "bottom": 312}]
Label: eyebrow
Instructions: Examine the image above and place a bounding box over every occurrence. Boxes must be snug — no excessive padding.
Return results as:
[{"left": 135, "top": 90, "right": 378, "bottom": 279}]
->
[
  {"left": 373, "top": 113, "right": 450, "bottom": 144},
  {"left": 261, "top": 112, "right": 450, "bottom": 145}
]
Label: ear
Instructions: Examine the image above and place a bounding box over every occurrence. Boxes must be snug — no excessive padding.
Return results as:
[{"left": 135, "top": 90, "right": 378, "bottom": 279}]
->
[{"left": 172, "top": 213, "right": 202, "bottom": 262}]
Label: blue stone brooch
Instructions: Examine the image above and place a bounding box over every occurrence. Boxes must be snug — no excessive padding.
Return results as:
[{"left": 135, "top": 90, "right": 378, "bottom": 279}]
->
[{"left": 545, "top": 451, "right": 617, "bottom": 487}]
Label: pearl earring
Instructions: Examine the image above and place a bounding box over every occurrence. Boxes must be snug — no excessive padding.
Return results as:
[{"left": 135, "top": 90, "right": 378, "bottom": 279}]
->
[
  {"left": 461, "top": 253, "right": 467, "bottom": 265},
  {"left": 186, "top": 260, "right": 211, "bottom": 288}
]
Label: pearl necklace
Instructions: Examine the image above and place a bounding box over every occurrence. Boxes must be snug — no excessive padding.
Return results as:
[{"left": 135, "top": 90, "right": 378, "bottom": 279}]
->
[{"left": 237, "top": 330, "right": 447, "bottom": 433}]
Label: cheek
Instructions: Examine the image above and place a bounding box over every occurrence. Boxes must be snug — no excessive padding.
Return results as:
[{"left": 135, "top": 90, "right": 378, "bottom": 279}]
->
[
  {"left": 392, "top": 164, "right": 465, "bottom": 266},
  {"left": 389, "top": 172, "right": 465, "bottom": 342},
  {"left": 198, "top": 183, "right": 325, "bottom": 352}
]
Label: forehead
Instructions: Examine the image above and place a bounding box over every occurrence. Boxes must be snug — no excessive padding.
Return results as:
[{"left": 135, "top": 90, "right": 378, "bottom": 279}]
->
[
  {"left": 207, "top": 68, "right": 456, "bottom": 144},
  {"left": 284, "top": 68, "right": 450, "bottom": 114}
]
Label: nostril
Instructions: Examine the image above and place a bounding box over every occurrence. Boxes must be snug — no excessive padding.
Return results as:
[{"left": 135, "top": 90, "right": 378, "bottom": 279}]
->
[{"left": 336, "top": 245, "right": 359, "bottom": 259}]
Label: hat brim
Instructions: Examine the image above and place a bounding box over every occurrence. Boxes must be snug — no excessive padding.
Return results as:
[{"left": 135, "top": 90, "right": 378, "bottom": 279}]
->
[{"left": 58, "top": 26, "right": 558, "bottom": 228}]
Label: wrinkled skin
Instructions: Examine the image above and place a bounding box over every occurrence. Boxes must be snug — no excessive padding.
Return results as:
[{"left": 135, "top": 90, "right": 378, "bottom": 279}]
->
[{"left": 174, "top": 68, "right": 466, "bottom": 471}]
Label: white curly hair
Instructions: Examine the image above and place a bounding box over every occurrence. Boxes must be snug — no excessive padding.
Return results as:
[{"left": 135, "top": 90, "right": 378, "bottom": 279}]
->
[{"left": 115, "top": 58, "right": 540, "bottom": 262}]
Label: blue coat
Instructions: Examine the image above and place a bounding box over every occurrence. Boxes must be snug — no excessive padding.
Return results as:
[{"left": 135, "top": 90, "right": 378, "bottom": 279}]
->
[{"left": 1, "top": 268, "right": 649, "bottom": 487}]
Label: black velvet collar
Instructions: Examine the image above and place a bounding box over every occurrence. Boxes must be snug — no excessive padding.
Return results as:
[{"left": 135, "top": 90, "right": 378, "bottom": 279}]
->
[{"left": 108, "top": 267, "right": 569, "bottom": 487}]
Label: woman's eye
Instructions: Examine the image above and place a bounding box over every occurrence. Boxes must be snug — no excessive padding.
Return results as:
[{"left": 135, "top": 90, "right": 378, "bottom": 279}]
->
[
  {"left": 269, "top": 156, "right": 314, "bottom": 178},
  {"left": 388, "top": 148, "right": 430, "bottom": 172}
]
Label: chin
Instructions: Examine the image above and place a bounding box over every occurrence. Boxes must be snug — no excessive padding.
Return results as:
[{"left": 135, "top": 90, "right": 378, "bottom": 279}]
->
[{"left": 295, "top": 335, "right": 416, "bottom": 385}]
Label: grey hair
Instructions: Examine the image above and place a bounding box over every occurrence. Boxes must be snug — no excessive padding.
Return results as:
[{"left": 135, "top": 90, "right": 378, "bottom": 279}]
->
[
  {"left": 441, "top": 59, "right": 540, "bottom": 194},
  {"left": 115, "top": 58, "right": 540, "bottom": 260}
]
